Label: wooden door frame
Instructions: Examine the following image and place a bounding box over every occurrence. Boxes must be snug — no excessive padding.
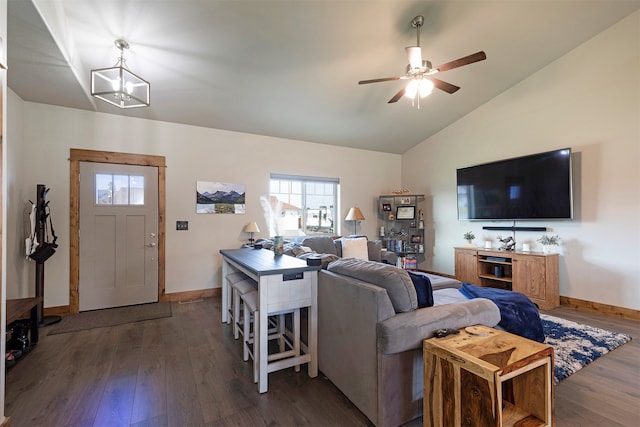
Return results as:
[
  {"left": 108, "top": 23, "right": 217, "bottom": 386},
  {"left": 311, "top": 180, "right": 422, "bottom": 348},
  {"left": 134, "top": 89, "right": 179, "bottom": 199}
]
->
[{"left": 69, "top": 149, "right": 166, "bottom": 314}]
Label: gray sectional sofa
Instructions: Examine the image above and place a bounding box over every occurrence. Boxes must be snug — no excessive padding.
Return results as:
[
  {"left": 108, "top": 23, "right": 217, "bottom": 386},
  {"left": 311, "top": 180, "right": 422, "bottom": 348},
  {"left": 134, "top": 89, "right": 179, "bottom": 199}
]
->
[
  {"left": 258, "top": 235, "right": 500, "bottom": 425},
  {"left": 316, "top": 257, "right": 500, "bottom": 427}
]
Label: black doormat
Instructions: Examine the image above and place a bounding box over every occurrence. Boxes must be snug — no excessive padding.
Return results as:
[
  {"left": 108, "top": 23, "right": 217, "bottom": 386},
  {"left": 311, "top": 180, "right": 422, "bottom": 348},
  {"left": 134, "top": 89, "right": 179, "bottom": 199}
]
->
[{"left": 47, "top": 302, "right": 172, "bottom": 335}]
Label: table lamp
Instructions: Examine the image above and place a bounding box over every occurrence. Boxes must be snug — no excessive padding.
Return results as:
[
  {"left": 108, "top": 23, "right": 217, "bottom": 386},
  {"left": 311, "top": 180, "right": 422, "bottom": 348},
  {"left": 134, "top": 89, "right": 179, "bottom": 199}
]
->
[
  {"left": 244, "top": 222, "right": 260, "bottom": 245},
  {"left": 345, "top": 207, "right": 365, "bottom": 235}
]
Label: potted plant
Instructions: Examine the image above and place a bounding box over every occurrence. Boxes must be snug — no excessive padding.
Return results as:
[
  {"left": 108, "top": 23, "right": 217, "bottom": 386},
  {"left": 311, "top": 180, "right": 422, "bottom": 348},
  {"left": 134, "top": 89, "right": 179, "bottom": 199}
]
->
[
  {"left": 463, "top": 231, "right": 476, "bottom": 246},
  {"left": 537, "top": 234, "right": 560, "bottom": 254}
]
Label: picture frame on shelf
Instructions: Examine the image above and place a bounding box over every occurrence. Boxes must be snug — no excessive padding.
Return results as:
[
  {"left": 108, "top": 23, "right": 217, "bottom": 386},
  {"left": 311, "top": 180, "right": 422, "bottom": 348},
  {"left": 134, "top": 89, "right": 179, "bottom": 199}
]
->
[
  {"left": 396, "top": 206, "right": 415, "bottom": 220},
  {"left": 410, "top": 234, "right": 422, "bottom": 244},
  {"left": 382, "top": 203, "right": 392, "bottom": 212},
  {"left": 399, "top": 197, "right": 411, "bottom": 204}
]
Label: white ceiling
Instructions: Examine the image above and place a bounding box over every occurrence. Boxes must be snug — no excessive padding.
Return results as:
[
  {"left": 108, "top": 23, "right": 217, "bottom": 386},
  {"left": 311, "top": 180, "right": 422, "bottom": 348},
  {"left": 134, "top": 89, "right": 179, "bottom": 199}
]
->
[{"left": 7, "top": 0, "right": 640, "bottom": 154}]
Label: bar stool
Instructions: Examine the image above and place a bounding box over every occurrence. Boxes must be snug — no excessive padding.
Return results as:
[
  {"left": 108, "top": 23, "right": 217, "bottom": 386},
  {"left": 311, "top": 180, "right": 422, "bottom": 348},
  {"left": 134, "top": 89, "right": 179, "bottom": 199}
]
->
[
  {"left": 225, "top": 272, "right": 250, "bottom": 326},
  {"left": 241, "top": 291, "right": 301, "bottom": 384},
  {"left": 231, "top": 279, "right": 258, "bottom": 339}
]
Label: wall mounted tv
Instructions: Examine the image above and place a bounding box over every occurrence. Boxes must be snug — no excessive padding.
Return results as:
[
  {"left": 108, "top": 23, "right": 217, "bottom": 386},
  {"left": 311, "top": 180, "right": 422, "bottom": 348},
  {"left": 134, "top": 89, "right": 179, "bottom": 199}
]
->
[{"left": 457, "top": 148, "right": 573, "bottom": 221}]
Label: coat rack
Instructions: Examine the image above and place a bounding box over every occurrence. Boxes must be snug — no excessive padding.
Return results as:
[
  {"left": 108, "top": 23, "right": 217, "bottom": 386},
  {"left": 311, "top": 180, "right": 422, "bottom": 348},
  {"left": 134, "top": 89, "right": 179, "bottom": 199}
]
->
[{"left": 34, "top": 184, "right": 61, "bottom": 326}]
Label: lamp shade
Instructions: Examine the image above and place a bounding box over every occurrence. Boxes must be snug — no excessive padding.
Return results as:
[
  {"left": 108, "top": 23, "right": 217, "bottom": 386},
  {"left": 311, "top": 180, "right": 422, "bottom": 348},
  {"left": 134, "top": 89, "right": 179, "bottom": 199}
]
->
[
  {"left": 244, "top": 222, "right": 260, "bottom": 233},
  {"left": 345, "top": 207, "right": 365, "bottom": 221}
]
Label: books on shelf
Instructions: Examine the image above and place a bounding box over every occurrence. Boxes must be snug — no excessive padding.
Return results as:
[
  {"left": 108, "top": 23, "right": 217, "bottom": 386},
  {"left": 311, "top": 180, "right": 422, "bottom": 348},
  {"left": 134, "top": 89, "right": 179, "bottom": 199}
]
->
[{"left": 396, "top": 256, "right": 417, "bottom": 270}]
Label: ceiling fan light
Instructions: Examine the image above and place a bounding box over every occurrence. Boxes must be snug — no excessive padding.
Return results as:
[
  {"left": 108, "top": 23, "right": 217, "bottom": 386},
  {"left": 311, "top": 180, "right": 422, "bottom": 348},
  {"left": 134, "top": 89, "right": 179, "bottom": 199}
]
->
[
  {"left": 419, "top": 79, "right": 434, "bottom": 97},
  {"left": 404, "top": 79, "right": 419, "bottom": 99},
  {"left": 406, "top": 46, "right": 422, "bottom": 70}
]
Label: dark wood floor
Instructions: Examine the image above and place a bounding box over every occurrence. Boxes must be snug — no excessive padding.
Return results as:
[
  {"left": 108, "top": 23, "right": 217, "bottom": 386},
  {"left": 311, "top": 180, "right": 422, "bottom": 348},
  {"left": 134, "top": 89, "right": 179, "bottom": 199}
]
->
[{"left": 5, "top": 298, "right": 639, "bottom": 426}]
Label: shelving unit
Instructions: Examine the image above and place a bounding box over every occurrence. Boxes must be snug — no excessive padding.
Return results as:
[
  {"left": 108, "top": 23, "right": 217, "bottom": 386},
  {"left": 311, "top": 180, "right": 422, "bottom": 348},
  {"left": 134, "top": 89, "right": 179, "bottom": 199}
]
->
[
  {"left": 378, "top": 194, "right": 425, "bottom": 269},
  {"left": 455, "top": 247, "right": 560, "bottom": 309},
  {"left": 477, "top": 254, "right": 513, "bottom": 289}
]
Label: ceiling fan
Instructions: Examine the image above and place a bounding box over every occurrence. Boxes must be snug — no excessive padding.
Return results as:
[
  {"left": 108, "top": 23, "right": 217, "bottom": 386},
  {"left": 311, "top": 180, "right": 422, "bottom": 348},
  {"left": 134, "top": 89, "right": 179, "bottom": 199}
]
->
[{"left": 358, "top": 15, "right": 487, "bottom": 107}]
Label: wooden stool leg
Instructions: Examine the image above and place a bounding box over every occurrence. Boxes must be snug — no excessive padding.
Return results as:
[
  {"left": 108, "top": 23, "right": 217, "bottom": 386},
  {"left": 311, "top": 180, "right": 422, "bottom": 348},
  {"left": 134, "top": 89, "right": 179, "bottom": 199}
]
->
[
  {"left": 278, "top": 313, "right": 286, "bottom": 352},
  {"left": 252, "top": 313, "right": 259, "bottom": 384},
  {"left": 233, "top": 288, "right": 242, "bottom": 339},
  {"left": 243, "top": 301, "right": 251, "bottom": 362},
  {"left": 294, "top": 308, "right": 301, "bottom": 373}
]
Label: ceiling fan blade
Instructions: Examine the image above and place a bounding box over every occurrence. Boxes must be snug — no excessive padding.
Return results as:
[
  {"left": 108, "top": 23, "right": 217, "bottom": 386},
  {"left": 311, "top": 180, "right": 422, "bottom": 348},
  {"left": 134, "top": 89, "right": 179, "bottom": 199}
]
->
[
  {"left": 388, "top": 87, "right": 406, "bottom": 103},
  {"left": 428, "top": 77, "right": 460, "bottom": 94},
  {"left": 406, "top": 46, "right": 422, "bottom": 70},
  {"left": 358, "top": 76, "right": 401, "bottom": 85},
  {"left": 434, "top": 51, "right": 486, "bottom": 73}
]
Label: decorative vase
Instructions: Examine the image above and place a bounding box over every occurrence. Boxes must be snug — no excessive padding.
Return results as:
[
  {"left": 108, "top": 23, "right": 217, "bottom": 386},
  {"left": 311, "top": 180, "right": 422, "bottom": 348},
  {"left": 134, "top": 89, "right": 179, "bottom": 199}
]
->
[
  {"left": 542, "top": 245, "right": 556, "bottom": 254},
  {"left": 273, "top": 235, "right": 284, "bottom": 255}
]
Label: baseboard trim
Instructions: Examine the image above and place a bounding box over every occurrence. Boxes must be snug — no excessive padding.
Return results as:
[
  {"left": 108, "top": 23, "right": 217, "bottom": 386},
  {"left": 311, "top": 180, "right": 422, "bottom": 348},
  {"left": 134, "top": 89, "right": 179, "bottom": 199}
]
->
[
  {"left": 161, "top": 288, "right": 220, "bottom": 302},
  {"left": 417, "top": 269, "right": 457, "bottom": 280},
  {"left": 560, "top": 296, "right": 640, "bottom": 321},
  {"left": 423, "top": 270, "right": 639, "bottom": 322},
  {"left": 44, "top": 305, "right": 70, "bottom": 317},
  {"left": 43, "top": 288, "right": 221, "bottom": 317}
]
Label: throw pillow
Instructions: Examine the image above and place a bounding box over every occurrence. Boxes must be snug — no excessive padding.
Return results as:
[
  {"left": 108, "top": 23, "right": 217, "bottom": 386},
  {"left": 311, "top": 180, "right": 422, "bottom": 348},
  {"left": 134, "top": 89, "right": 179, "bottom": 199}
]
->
[
  {"left": 341, "top": 237, "right": 369, "bottom": 260},
  {"left": 300, "top": 236, "right": 338, "bottom": 256},
  {"left": 407, "top": 271, "right": 434, "bottom": 308},
  {"left": 367, "top": 239, "right": 382, "bottom": 262}
]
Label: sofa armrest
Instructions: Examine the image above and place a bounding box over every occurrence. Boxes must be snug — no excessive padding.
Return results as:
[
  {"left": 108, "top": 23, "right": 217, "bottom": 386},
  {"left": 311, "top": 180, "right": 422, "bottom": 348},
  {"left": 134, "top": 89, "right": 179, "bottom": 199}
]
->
[{"left": 376, "top": 298, "right": 500, "bottom": 355}]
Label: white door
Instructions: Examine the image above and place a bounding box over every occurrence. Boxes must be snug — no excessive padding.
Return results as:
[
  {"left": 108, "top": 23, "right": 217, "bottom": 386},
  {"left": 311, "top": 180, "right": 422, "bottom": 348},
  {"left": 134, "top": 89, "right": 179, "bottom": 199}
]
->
[{"left": 79, "top": 162, "right": 159, "bottom": 311}]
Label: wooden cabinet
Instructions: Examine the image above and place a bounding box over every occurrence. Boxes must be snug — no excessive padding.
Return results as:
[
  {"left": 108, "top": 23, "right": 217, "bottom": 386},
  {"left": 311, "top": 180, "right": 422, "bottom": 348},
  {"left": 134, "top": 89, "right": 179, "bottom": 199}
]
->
[
  {"left": 454, "top": 247, "right": 559, "bottom": 309},
  {"left": 454, "top": 247, "right": 477, "bottom": 283}
]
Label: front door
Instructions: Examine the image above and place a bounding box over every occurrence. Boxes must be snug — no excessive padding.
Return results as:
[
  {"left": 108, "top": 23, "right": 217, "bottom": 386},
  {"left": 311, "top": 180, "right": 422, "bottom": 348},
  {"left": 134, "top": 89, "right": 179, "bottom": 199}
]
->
[{"left": 79, "top": 162, "right": 159, "bottom": 311}]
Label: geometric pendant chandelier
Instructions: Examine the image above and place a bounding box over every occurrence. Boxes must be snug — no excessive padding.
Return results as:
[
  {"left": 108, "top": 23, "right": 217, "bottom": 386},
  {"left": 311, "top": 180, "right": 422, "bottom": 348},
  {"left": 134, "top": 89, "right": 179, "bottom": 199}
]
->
[{"left": 91, "top": 39, "right": 150, "bottom": 108}]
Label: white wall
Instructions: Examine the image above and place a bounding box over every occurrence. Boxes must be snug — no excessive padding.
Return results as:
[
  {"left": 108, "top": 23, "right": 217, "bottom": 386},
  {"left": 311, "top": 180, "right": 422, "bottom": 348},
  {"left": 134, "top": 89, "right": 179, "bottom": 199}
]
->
[
  {"left": 402, "top": 12, "right": 640, "bottom": 310},
  {"left": 8, "top": 99, "right": 401, "bottom": 308}
]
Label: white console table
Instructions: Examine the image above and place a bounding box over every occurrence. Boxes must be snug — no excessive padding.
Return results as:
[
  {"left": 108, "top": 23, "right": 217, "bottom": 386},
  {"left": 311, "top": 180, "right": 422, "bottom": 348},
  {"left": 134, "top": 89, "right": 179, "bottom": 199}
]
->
[{"left": 220, "top": 248, "right": 320, "bottom": 393}]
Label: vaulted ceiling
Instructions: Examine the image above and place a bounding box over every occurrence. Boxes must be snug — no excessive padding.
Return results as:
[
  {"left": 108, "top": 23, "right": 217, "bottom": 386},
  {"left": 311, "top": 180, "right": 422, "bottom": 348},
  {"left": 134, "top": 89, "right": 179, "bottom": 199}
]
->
[{"left": 7, "top": 0, "right": 640, "bottom": 154}]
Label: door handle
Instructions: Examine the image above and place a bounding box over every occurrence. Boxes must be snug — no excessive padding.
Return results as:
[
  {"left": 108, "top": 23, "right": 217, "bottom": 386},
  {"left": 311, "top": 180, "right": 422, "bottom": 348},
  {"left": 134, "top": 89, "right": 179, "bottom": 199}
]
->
[{"left": 146, "top": 242, "right": 156, "bottom": 248}]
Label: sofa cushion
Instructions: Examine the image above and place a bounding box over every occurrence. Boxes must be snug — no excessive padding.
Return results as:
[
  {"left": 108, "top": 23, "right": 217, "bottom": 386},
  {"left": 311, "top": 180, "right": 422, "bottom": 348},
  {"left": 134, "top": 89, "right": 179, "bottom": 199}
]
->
[
  {"left": 377, "top": 297, "right": 501, "bottom": 354},
  {"left": 341, "top": 237, "right": 369, "bottom": 260},
  {"left": 327, "top": 258, "right": 417, "bottom": 313},
  {"left": 300, "top": 236, "right": 338, "bottom": 256},
  {"left": 408, "top": 271, "right": 434, "bottom": 308}
]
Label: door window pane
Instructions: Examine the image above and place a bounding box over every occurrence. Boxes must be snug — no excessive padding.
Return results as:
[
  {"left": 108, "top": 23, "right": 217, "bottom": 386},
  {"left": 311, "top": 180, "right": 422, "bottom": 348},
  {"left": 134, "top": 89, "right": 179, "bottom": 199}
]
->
[
  {"left": 130, "top": 175, "right": 145, "bottom": 205},
  {"left": 95, "top": 173, "right": 145, "bottom": 206},
  {"left": 96, "top": 174, "right": 113, "bottom": 204},
  {"left": 113, "top": 174, "right": 129, "bottom": 204}
]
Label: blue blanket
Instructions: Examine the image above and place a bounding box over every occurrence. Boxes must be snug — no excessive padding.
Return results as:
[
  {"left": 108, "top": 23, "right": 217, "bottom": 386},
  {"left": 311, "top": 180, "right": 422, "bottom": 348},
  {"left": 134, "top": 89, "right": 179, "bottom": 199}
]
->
[{"left": 459, "top": 283, "right": 545, "bottom": 342}]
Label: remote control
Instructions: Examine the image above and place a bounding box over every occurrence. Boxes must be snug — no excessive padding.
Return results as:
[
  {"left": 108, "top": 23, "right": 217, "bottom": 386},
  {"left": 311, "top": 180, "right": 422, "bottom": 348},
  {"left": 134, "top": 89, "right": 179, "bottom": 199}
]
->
[{"left": 434, "top": 328, "right": 460, "bottom": 338}]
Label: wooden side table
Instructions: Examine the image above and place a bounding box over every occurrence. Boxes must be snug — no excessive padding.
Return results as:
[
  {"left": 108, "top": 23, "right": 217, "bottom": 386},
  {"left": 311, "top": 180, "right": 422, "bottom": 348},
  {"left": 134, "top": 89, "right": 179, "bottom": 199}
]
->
[{"left": 423, "top": 325, "right": 554, "bottom": 427}]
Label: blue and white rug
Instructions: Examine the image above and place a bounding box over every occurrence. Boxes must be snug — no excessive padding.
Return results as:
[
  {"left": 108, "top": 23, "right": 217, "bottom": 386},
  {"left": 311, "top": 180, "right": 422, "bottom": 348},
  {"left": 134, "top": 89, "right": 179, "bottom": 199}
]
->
[{"left": 541, "top": 314, "right": 632, "bottom": 383}]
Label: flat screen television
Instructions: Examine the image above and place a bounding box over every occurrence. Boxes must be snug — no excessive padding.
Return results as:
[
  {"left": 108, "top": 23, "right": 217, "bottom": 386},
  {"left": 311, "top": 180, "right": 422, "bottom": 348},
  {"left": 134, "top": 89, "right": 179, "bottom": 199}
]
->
[{"left": 457, "top": 148, "right": 573, "bottom": 220}]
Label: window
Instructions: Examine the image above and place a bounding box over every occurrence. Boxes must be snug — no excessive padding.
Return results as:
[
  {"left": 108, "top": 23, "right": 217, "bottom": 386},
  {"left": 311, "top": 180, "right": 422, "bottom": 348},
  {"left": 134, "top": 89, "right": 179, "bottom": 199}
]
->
[
  {"left": 269, "top": 174, "right": 339, "bottom": 237},
  {"left": 96, "top": 173, "right": 145, "bottom": 205}
]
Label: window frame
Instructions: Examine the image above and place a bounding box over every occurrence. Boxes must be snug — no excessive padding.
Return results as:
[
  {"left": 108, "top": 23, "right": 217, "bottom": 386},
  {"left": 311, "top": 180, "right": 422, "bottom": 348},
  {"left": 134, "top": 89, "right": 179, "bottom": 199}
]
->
[{"left": 269, "top": 174, "right": 340, "bottom": 238}]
